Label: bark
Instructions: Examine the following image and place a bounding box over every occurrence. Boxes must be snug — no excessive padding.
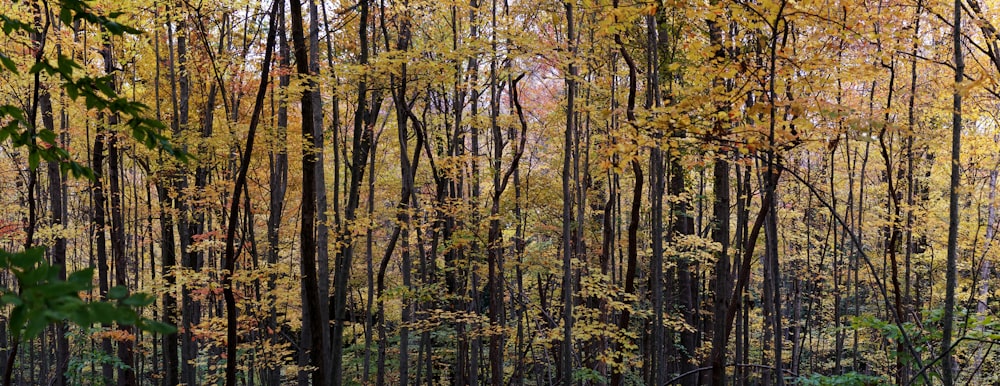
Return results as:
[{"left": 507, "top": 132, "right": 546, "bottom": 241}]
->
[
  {"left": 645, "top": 13, "right": 665, "bottom": 386},
  {"left": 107, "top": 116, "right": 136, "bottom": 386},
  {"left": 41, "top": 79, "right": 69, "bottom": 386},
  {"left": 671, "top": 159, "right": 697, "bottom": 385},
  {"left": 288, "top": 0, "right": 330, "bottom": 383},
  {"left": 610, "top": 11, "right": 639, "bottom": 383},
  {"left": 92, "top": 41, "right": 115, "bottom": 383},
  {"left": 332, "top": 0, "right": 374, "bottom": 382},
  {"left": 265, "top": 6, "right": 290, "bottom": 386},
  {"left": 765, "top": 4, "right": 788, "bottom": 383},
  {"left": 170, "top": 13, "right": 198, "bottom": 384},
  {"left": 561, "top": 3, "right": 576, "bottom": 385},
  {"left": 220, "top": 0, "right": 280, "bottom": 384},
  {"left": 307, "top": 0, "right": 334, "bottom": 379},
  {"left": 941, "top": 0, "right": 963, "bottom": 381},
  {"left": 705, "top": 10, "right": 731, "bottom": 385}
]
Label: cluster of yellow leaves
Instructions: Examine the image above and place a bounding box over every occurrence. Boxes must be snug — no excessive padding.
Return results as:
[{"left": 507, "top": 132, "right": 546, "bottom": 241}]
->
[{"left": 91, "top": 328, "right": 136, "bottom": 342}]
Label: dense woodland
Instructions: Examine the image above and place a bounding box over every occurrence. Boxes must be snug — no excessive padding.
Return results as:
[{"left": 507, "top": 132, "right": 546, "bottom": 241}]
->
[{"left": 0, "top": 0, "right": 998, "bottom": 384}]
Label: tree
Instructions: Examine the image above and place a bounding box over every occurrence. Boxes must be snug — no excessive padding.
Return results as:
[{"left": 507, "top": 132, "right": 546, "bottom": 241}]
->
[
  {"left": 4, "top": 0, "right": 1000, "bottom": 384},
  {"left": 942, "top": 0, "right": 963, "bottom": 381}
]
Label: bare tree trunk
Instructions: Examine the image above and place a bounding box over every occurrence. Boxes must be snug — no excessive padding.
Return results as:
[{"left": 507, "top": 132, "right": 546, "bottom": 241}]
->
[
  {"left": 610, "top": 10, "right": 639, "bottom": 383},
  {"left": 973, "top": 168, "right": 996, "bottom": 380},
  {"left": 169, "top": 12, "right": 198, "bottom": 383},
  {"left": 705, "top": 10, "right": 731, "bottom": 385},
  {"left": 307, "top": 1, "right": 333, "bottom": 379},
  {"left": 765, "top": 3, "right": 787, "bottom": 383},
  {"left": 219, "top": 1, "right": 280, "bottom": 384},
  {"left": 40, "top": 73, "right": 69, "bottom": 386},
  {"left": 561, "top": 2, "right": 576, "bottom": 385},
  {"left": 92, "top": 54, "right": 114, "bottom": 386},
  {"left": 107, "top": 112, "right": 136, "bottom": 386},
  {"left": 942, "top": 0, "right": 963, "bottom": 381},
  {"left": 263, "top": 7, "right": 289, "bottom": 386},
  {"left": 332, "top": 0, "right": 374, "bottom": 382},
  {"left": 288, "top": 0, "right": 330, "bottom": 383},
  {"left": 644, "top": 13, "right": 666, "bottom": 386}
]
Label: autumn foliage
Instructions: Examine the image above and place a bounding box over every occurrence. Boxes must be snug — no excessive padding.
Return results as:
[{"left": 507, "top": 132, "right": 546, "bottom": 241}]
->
[{"left": 1, "top": 0, "right": 999, "bottom": 384}]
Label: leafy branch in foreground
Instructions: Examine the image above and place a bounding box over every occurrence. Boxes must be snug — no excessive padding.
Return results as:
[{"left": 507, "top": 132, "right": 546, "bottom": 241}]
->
[
  {"left": 0, "top": 0, "right": 187, "bottom": 179},
  {"left": 0, "top": 1, "right": 183, "bottom": 384},
  {"left": 0, "top": 247, "right": 175, "bottom": 341}
]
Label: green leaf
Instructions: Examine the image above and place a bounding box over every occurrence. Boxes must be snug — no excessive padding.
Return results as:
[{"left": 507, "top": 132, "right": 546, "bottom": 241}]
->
[
  {"left": 1, "top": 104, "right": 25, "bottom": 121},
  {"left": 95, "top": 80, "right": 115, "bottom": 98},
  {"left": 1, "top": 293, "right": 22, "bottom": 306},
  {"left": 57, "top": 54, "right": 79, "bottom": 76},
  {"left": 59, "top": 8, "right": 72, "bottom": 25},
  {"left": 0, "top": 52, "right": 16, "bottom": 73},
  {"left": 10, "top": 247, "right": 44, "bottom": 269},
  {"left": 139, "top": 320, "right": 177, "bottom": 334},
  {"left": 9, "top": 305, "right": 27, "bottom": 338},
  {"left": 28, "top": 151, "right": 40, "bottom": 170},
  {"left": 38, "top": 129, "right": 56, "bottom": 145},
  {"left": 122, "top": 293, "right": 153, "bottom": 307},
  {"left": 68, "top": 268, "right": 94, "bottom": 285},
  {"left": 108, "top": 286, "right": 128, "bottom": 300}
]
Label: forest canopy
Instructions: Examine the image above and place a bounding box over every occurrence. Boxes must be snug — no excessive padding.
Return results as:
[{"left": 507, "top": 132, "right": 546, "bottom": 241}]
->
[{"left": 0, "top": 0, "right": 996, "bottom": 384}]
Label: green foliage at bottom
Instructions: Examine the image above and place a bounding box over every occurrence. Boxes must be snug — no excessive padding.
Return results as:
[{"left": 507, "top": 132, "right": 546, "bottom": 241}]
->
[
  {"left": 0, "top": 247, "right": 174, "bottom": 342},
  {"left": 796, "top": 372, "right": 889, "bottom": 386}
]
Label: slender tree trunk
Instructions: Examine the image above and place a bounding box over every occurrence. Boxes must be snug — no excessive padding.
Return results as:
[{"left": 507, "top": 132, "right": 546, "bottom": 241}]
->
[
  {"left": 41, "top": 76, "right": 69, "bottom": 386},
  {"left": 306, "top": 1, "right": 333, "bottom": 379},
  {"left": 108, "top": 115, "right": 136, "bottom": 386},
  {"left": 487, "top": 0, "right": 510, "bottom": 382},
  {"left": 220, "top": 0, "right": 280, "bottom": 384},
  {"left": 377, "top": 8, "right": 420, "bottom": 382},
  {"left": 942, "top": 0, "right": 963, "bottom": 382},
  {"left": 92, "top": 57, "right": 114, "bottom": 386},
  {"left": 288, "top": 0, "right": 330, "bottom": 383},
  {"left": 158, "top": 9, "right": 182, "bottom": 383},
  {"left": 973, "top": 168, "right": 996, "bottom": 380},
  {"left": 562, "top": 2, "right": 576, "bottom": 385},
  {"left": 264, "top": 6, "right": 289, "bottom": 385},
  {"left": 610, "top": 10, "right": 639, "bottom": 383},
  {"left": 765, "top": 3, "right": 787, "bottom": 383},
  {"left": 332, "top": 0, "right": 374, "bottom": 382},
  {"left": 705, "top": 10, "right": 731, "bottom": 385},
  {"left": 171, "top": 13, "right": 198, "bottom": 384},
  {"left": 904, "top": 8, "right": 922, "bottom": 374},
  {"left": 645, "top": 13, "right": 666, "bottom": 386}
]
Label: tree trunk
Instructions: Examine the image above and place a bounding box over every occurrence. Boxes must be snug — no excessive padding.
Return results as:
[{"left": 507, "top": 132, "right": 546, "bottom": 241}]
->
[
  {"left": 941, "top": 0, "right": 963, "bottom": 381},
  {"left": 561, "top": 2, "right": 576, "bottom": 385},
  {"left": 264, "top": 6, "right": 289, "bottom": 386},
  {"left": 288, "top": 0, "right": 330, "bottom": 383},
  {"left": 765, "top": 3, "right": 787, "bottom": 383},
  {"left": 40, "top": 78, "right": 69, "bottom": 386},
  {"left": 307, "top": 1, "right": 334, "bottom": 379},
  {"left": 220, "top": 0, "right": 280, "bottom": 384},
  {"left": 331, "top": 0, "right": 374, "bottom": 382},
  {"left": 705, "top": 10, "right": 731, "bottom": 385}
]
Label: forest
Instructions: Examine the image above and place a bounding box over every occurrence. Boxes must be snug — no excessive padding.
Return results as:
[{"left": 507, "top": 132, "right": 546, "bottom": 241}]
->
[{"left": 0, "top": 0, "right": 996, "bottom": 384}]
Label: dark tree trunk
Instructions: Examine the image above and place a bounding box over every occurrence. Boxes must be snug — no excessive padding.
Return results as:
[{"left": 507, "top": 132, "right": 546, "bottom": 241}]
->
[
  {"left": 307, "top": 1, "right": 334, "bottom": 379},
  {"left": 92, "top": 37, "right": 115, "bottom": 381},
  {"left": 40, "top": 80, "right": 69, "bottom": 386},
  {"left": 221, "top": 2, "right": 281, "bottom": 385},
  {"left": 332, "top": 0, "right": 375, "bottom": 382},
  {"left": 561, "top": 3, "right": 576, "bottom": 385},
  {"left": 170, "top": 14, "right": 198, "bottom": 384},
  {"left": 942, "top": 0, "right": 962, "bottom": 382},
  {"left": 265, "top": 6, "right": 290, "bottom": 386},
  {"left": 610, "top": 11, "right": 639, "bottom": 383},
  {"left": 705, "top": 12, "right": 731, "bottom": 385},
  {"left": 288, "top": 0, "right": 330, "bottom": 384}
]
